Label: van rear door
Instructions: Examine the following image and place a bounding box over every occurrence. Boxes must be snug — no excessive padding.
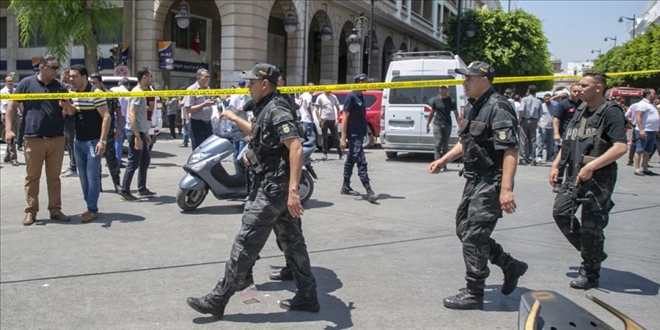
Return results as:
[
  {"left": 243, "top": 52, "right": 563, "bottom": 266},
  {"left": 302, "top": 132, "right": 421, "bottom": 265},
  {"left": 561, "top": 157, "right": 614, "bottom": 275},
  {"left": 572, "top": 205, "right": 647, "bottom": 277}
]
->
[{"left": 386, "top": 74, "right": 459, "bottom": 146}]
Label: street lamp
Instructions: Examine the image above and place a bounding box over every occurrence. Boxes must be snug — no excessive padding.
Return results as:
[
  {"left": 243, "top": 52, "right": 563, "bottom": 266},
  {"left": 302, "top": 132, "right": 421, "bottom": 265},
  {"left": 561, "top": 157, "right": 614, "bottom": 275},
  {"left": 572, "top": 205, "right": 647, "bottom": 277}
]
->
[
  {"left": 619, "top": 14, "right": 636, "bottom": 39},
  {"left": 345, "top": 0, "right": 377, "bottom": 76},
  {"left": 466, "top": 22, "right": 476, "bottom": 38},
  {"left": 283, "top": 4, "right": 298, "bottom": 34},
  {"left": 174, "top": 0, "right": 191, "bottom": 29},
  {"left": 604, "top": 36, "right": 617, "bottom": 47},
  {"left": 320, "top": 22, "right": 333, "bottom": 42},
  {"left": 591, "top": 49, "right": 601, "bottom": 55}
]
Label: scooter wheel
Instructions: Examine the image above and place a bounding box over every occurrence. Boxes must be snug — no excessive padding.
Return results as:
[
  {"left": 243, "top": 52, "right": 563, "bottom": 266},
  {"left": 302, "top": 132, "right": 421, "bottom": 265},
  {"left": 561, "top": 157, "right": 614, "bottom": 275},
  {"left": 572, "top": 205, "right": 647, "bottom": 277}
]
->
[
  {"left": 177, "top": 188, "right": 208, "bottom": 211},
  {"left": 298, "top": 170, "right": 314, "bottom": 205}
]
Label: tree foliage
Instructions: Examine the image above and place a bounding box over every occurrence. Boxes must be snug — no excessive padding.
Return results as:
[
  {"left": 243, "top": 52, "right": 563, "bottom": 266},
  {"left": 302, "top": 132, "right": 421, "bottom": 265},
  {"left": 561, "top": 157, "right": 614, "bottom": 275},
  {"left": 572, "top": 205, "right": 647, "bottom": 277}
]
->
[
  {"left": 443, "top": 9, "right": 555, "bottom": 93},
  {"left": 9, "top": 0, "right": 122, "bottom": 72},
  {"left": 593, "top": 23, "right": 660, "bottom": 88}
]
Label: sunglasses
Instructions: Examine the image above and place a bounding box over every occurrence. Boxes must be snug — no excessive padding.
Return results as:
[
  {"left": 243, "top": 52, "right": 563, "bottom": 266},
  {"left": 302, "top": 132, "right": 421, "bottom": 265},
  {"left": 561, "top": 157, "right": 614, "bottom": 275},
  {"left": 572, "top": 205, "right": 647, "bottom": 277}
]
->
[{"left": 46, "top": 65, "right": 60, "bottom": 71}]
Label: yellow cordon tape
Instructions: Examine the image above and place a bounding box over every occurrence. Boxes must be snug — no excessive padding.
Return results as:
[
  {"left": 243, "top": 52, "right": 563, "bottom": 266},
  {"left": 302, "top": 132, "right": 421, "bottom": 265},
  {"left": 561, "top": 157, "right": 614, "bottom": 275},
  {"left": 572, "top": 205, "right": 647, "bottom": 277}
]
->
[{"left": 2, "top": 69, "right": 659, "bottom": 101}]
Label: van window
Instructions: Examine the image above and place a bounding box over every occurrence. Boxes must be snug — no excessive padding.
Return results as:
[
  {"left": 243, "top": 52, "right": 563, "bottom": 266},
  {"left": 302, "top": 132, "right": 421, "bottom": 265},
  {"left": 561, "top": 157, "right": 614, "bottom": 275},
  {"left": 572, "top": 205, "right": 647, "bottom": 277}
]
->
[{"left": 388, "top": 75, "right": 458, "bottom": 105}]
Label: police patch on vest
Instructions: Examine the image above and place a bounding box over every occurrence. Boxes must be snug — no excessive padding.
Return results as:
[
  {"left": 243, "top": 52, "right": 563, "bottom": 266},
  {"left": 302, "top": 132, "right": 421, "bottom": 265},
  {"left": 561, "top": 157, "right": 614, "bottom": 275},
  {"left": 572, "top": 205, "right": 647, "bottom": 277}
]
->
[
  {"left": 496, "top": 130, "right": 507, "bottom": 141},
  {"left": 283, "top": 125, "right": 290, "bottom": 134}
]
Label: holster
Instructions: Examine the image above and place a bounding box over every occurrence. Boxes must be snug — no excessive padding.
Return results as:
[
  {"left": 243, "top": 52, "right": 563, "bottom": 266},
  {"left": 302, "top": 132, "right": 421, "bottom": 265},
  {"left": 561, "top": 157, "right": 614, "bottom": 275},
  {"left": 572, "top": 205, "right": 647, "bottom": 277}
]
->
[{"left": 244, "top": 149, "right": 264, "bottom": 174}]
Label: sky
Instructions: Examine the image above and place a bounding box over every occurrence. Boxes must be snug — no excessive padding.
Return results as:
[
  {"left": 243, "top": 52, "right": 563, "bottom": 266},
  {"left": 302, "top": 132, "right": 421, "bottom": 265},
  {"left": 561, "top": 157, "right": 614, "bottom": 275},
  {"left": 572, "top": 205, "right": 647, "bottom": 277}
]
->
[{"left": 512, "top": 0, "right": 649, "bottom": 71}]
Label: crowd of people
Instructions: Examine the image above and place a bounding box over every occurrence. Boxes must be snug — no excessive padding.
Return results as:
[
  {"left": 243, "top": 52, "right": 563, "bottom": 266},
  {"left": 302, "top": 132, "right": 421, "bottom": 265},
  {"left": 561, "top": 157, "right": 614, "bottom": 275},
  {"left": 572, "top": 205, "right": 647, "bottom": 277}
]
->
[{"left": 2, "top": 54, "right": 657, "bottom": 318}]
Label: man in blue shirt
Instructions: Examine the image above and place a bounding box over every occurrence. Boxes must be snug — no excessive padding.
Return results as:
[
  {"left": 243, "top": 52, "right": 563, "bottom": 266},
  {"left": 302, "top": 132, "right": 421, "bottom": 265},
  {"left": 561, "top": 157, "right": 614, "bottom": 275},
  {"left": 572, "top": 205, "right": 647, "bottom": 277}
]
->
[
  {"left": 5, "top": 55, "right": 71, "bottom": 225},
  {"left": 340, "top": 73, "right": 377, "bottom": 203}
]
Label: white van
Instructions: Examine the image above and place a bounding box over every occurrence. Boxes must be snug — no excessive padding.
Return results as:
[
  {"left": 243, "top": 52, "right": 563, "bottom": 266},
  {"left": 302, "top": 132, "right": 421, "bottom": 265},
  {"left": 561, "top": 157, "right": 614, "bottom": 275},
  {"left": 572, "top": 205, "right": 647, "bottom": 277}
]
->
[
  {"left": 380, "top": 51, "right": 467, "bottom": 159},
  {"left": 101, "top": 76, "right": 163, "bottom": 150}
]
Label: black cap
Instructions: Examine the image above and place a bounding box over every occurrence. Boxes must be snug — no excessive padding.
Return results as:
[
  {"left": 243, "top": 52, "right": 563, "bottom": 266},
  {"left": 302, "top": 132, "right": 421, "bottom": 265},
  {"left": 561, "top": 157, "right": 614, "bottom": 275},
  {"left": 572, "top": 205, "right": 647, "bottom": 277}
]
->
[
  {"left": 456, "top": 61, "right": 495, "bottom": 82},
  {"left": 354, "top": 73, "right": 369, "bottom": 83},
  {"left": 239, "top": 63, "right": 280, "bottom": 84}
]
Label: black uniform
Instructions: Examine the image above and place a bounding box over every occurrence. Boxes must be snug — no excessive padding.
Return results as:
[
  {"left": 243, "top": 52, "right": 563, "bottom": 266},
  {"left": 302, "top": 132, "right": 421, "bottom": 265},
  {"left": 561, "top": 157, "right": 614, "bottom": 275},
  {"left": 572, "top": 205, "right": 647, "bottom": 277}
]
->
[
  {"left": 100, "top": 87, "right": 121, "bottom": 192},
  {"left": 449, "top": 87, "right": 527, "bottom": 307},
  {"left": 552, "top": 101, "right": 626, "bottom": 287},
  {"left": 187, "top": 91, "right": 318, "bottom": 318}
]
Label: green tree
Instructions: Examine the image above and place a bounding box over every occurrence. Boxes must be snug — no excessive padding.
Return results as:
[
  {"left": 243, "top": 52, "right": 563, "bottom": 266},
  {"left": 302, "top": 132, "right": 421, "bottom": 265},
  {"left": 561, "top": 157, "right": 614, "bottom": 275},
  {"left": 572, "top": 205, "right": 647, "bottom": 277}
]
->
[
  {"left": 593, "top": 23, "right": 660, "bottom": 88},
  {"left": 443, "top": 9, "right": 555, "bottom": 93},
  {"left": 9, "top": 0, "right": 122, "bottom": 72}
]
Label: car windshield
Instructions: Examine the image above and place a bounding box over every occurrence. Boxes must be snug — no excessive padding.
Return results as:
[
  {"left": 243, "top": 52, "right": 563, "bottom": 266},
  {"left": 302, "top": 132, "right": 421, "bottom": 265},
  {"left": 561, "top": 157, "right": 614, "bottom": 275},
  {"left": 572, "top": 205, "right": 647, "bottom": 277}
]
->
[{"left": 388, "top": 75, "right": 458, "bottom": 105}]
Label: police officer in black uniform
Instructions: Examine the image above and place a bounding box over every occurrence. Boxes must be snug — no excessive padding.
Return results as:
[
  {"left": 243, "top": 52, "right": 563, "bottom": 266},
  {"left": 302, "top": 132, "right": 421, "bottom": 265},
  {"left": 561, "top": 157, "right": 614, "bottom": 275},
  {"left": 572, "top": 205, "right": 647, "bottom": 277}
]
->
[
  {"left": 428, "top": 61, "right": 528, "bottom": 310},
  {"left": 549, "top": 71, "right": 627, "bottom": 290},
  {"left": 186, "top": 63, "right": 318, "bottom": 318}
]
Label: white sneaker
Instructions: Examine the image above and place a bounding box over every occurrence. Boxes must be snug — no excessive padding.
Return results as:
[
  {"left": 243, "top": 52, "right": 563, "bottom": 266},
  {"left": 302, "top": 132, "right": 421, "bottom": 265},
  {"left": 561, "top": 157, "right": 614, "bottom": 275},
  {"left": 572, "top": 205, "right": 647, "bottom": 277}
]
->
[
  {"left": 536, "top": 157, "right": 543, "bottom": 163},
  {"left": 61, "top": 169, "right": 78, "bottom": 177}
]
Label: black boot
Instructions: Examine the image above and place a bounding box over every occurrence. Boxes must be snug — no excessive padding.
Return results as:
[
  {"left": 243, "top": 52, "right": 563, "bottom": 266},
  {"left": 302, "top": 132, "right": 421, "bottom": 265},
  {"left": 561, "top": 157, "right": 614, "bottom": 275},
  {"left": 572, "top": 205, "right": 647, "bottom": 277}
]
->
[
  {"left": 570, "top": 261, "right": 600, "bottom": 290},
  {"left": 269, "top": 266, "right": 293, "bottom": 281},
  {"left": 364, "top": 184, "right": 378, "bottom": 203},
  {"left": 279, "top": 295, "right": 320, "bottom": 313},
  {"left": 443, "top": 289, "right": 484, "bottom": 310},
  {"left": 501, "top": 259, "right": 528, "bottom": 295},
  {"left": 186, "top": 291, "right": 227, "bottom": 318},
  {"left": 341, "top": 181, "right": 360, "bottom": 196}
]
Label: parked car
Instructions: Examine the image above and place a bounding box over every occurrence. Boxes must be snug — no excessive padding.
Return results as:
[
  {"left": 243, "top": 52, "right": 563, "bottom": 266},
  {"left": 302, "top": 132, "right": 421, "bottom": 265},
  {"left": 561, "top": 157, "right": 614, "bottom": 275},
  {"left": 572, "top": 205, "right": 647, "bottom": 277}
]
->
[
  {"left": 310, "top": 90, "right": 382, "bottom": 149},
  {"left": 380, "top": 51, "right": 467, "bottom": 159},
  {"left": 100, "top": 76, "right": 162, "bottom": 150}
]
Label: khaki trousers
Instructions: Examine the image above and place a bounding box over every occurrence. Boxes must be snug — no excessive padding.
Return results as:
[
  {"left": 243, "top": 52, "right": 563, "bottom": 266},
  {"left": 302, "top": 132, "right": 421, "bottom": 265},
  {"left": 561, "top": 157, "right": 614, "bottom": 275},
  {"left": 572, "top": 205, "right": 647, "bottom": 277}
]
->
[{"left": 23, "top": 136, "right": 65, "bottom": 214}]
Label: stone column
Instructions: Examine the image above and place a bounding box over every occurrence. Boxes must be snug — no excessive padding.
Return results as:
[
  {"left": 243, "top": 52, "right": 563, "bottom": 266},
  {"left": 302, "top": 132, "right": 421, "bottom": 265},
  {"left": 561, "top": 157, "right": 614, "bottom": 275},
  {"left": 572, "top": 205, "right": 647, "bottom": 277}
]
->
[
  {"left": 135, "top": 1, "right": 162, "bottom": 86},
  {"left": 218, "top": 1, "right": 269, "bottom": 87},
  {"left": 5, "top": 9, "right": 18, "bottom": 74},
  {"left": 318, "top": 36, "right": 338, "bottom": 85}
]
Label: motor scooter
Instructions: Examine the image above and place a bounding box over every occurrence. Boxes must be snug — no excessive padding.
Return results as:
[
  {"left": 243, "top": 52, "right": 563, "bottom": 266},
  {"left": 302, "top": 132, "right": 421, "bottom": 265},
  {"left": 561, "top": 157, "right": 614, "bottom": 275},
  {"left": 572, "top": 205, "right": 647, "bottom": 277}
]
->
[{"left": 176, "top": 132, "right": 317, "bottom": 212}]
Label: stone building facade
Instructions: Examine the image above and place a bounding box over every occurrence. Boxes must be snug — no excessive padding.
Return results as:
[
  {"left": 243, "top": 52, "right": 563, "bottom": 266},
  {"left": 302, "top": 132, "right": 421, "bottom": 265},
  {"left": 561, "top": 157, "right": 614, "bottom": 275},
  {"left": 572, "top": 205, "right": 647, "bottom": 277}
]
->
[{"left": 1, "top": 0, "right": 499, "bottom": 89}]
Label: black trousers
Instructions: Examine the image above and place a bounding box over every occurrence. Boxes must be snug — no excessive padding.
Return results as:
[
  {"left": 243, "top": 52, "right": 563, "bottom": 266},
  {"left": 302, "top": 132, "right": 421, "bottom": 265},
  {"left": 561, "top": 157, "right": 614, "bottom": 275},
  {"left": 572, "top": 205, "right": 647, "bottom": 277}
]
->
[
  {"left": 455, "top": 173, "right": 514, "bottom": 293},
  {"left": 190, "top": 119, "right": 213, "bottom": 150},
  {"left": 167, "top": 114, "right": 177, "bottom": 138},
  {"left": 64, "top": 118, "right": 76, "bottom": 172},
  {"left": 121, "top": 132, "right": 150, "bottom": 195},
  {"left": 102, "top": 130, "right": 121, "bottom": 186},
  {"left": 208, "top": 180, "right": 317, "bottom": 304},
  {"left": 552, "top": 170, "right": 616, "bottom": 279}
]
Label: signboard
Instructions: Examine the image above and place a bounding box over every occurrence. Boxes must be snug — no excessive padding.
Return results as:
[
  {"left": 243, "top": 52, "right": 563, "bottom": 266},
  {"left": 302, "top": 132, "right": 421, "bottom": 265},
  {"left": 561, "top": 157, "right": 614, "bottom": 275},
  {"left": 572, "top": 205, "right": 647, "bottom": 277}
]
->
[
  {"left": 31, "top": 57, "right": 40, "bottom": 71},
  {"left": 114, "top": 65, "right": 130, "bottom": 77},
  {"left": 158, "top": 41, "right": 174, "bottom": 70},
  {"left": 172, "top": 60, "right": 209, "bottom": 73}
]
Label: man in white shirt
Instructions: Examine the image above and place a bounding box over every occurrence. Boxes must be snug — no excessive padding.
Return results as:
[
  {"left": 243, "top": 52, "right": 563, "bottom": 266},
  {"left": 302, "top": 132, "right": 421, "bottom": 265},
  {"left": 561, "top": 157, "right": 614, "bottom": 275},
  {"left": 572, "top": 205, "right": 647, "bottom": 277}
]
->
[
  {"left": 226, "top": 79, "right": 249, "bottom": 162},
  {"left": 315, "top": 90, "right": 343, "bottom": 160},
  {"left": 2, "top": 75, "right": 21, "bottom": 166},
  {"left": 633, "top": 88, "right": 659, "bottom": 176},
  {"left": 110, "top": 78, "right": 130, "bottom": 167},
  {"left": 298, "top": 83, "right": 315, "bottom": 140}
]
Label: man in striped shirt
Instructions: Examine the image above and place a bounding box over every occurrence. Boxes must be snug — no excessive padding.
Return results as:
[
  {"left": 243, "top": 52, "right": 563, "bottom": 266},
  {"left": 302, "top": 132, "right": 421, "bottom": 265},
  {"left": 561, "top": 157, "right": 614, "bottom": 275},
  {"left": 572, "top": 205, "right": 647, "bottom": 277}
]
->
[
  {"left": 59, "top": 64, "right": 111, "bottom": 223},
  {"left": 184, "top": 69, "right": 215, "bottom": 150}
]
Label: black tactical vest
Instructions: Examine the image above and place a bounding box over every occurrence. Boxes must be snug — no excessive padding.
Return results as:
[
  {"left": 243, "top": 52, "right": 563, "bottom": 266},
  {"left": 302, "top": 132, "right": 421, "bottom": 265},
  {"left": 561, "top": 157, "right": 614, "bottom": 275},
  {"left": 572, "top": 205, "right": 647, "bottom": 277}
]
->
[
  {"left": 460, "top": 91, "right": 513, "bottom": 173},
  {"left": 247, "top": 93, "right": 292, "bottom": 179},
  {"left": 561, "top": 101, "right": 621, "bottom": 175}
]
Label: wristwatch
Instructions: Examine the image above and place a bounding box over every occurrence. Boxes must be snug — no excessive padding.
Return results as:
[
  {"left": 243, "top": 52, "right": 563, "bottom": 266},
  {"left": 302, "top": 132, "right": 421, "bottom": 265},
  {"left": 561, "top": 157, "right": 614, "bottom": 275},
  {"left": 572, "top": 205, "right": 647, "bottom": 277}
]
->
[{"left": 100, "top": 140, "right": 107, "bottom": 145}]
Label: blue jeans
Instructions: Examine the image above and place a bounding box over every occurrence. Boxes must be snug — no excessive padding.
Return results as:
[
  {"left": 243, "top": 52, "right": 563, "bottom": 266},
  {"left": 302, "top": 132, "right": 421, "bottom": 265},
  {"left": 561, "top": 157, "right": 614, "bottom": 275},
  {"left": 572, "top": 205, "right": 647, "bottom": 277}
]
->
[
  {"left": 182, "top": 122, "right": 190, "bottom": 146},
  {"left": 233, "top": 140, "right": 247, "bottom": 163},
  {"left": 115, "top": 126, "right": 125, "bottom": 165},
  {"left": 74, "top": 139, "right": 103, "bottom": 213},
  {"left": 536, "top": 127, "right": 555, "bottom": 160}
]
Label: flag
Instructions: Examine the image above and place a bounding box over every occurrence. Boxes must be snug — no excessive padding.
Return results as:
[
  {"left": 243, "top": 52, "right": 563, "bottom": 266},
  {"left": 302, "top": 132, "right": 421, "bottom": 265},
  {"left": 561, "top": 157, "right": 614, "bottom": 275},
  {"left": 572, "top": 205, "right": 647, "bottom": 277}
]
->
[{"left": 190, "top": 30, "right": 201, "bottom": 55}]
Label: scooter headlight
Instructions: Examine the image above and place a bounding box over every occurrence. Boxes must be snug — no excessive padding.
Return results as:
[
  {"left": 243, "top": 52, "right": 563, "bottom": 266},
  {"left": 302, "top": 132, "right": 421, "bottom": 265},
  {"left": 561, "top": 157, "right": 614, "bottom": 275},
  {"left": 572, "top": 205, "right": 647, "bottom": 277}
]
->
[{"left": 188, "top": 152, "right": 208, "bottom": 164}]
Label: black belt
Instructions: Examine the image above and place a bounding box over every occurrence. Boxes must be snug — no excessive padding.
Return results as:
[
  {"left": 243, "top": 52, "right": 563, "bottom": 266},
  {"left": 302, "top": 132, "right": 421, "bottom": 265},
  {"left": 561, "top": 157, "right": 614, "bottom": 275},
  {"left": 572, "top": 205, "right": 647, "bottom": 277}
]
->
[{"left": 28, "top": 136, "right": 58, "bottom": 139}]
